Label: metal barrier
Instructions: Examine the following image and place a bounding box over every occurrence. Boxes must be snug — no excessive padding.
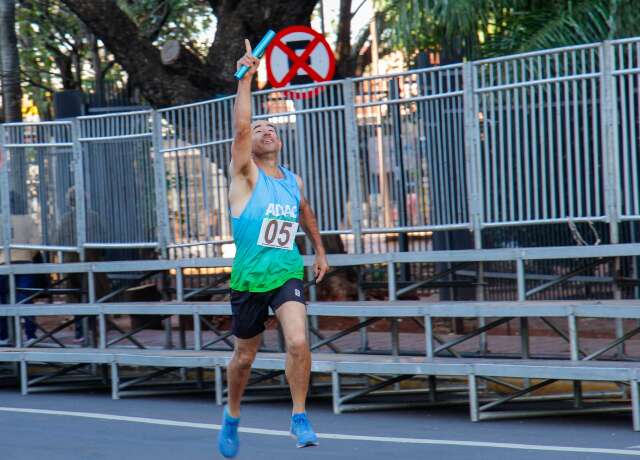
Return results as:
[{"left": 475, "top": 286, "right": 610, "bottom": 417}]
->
[{"left": 2, "top": 37, "right": 640, "bottom": 258}]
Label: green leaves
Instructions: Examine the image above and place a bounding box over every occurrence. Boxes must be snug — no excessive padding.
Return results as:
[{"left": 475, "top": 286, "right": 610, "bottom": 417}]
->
[{"left": 376, "top": 0, "right": 640, "bottom": 64}]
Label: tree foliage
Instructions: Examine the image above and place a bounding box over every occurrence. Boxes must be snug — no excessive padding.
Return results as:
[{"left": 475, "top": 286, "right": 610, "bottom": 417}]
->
[
  {"left": 376, "top": 0, "right": 640, "bottom": 64},
  {"left": 57, "top": 0, "right": 318, "bottom": 107}
]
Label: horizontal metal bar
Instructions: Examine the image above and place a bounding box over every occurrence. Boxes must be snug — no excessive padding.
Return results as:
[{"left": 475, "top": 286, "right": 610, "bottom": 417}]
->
[
  {"left": 475, "top": 73, "right": 600, "bottom": 93},
  {"left": 360, "top": 224, "right": 470, "bottom": 234},
  {"left": 481, "top": 217, "right": 607, "bottom": 228},
  {"left": 10, "top": 244, "right": 77, "bottom": 252},
  {"left": 2, "top": 121, "right": 73, "bottom": 127},
  {"left": 160, "top": 138, "right": 233, "bottom": 153},
  {"left": 253, "top": 105, "right": 346, "bottom": 118},
  {"left": 5, "top": 244, "right": 640, "bottom": 276},
  {"left": 478, "top": 405, "right": 631, "bottom": 421},
  {"left": 78, "top": 109, "right": 152, "bottom": 120},
  {"left": 3, "top": 143, "right": 73, "bottom": 148},
  {"left": 354, "top": 91, "right": 464, "bottom": 109},
  {"left": 84, "top": 242, "right": 158, "bottom": 249},
  {"left": 353, "top": 63, "right": 464, "bottom": 82},
  {"left": 253, "top": 79, "right": 342, "bottom": 96},
  {"left": 78, "top": 133, "right": 152, "bottom": 142},
  {"left": 473, "top": 42, "right": 600, "bottom": 65},
  {"left": 612, "top": 67, "right": 640, "bottom": 76}
]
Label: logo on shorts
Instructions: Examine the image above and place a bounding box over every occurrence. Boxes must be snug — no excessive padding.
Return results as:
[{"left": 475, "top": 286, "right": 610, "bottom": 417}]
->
[{"left": 294, "top": 289, "right": 301, "bottom": 297}]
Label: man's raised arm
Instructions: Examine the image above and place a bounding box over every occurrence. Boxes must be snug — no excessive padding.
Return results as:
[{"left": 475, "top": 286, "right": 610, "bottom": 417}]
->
[{"left": 231, "top": 40, "right": 259, "bottom": 179}]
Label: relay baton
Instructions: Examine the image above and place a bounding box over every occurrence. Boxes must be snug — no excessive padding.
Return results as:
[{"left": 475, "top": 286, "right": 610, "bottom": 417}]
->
[{"left": 234, "top": 30, "right": 277, "bottom": 80}]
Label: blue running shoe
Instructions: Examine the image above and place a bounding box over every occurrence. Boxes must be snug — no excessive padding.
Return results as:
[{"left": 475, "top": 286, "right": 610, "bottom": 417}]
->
[
  {"left": 217, "top": 406, "right": 240, "bottom": 458},
  {"left": 290, "top": 412, "right": 319, "bottom": 448}
]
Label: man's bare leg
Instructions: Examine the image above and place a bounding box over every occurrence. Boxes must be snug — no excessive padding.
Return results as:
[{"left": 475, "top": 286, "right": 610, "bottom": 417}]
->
[
  {"left": 276, "top": 301, "right": 311, "bottom": 414},
  {"left": 226, "top": 334, "right": 262, "bottom": 417}
]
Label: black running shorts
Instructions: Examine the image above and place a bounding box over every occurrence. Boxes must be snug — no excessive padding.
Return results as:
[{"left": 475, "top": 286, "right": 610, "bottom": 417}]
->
[{"left": 230, "top": 278, "right": 305, "bottom": 339}]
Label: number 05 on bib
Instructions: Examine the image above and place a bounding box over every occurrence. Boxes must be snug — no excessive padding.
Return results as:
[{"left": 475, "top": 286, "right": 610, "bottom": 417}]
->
[{"left": 257, "top": 218, "right": 299, "bottom": 250}]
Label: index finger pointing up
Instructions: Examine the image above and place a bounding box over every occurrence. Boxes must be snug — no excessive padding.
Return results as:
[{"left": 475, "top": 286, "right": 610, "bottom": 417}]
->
[{"left": 244, "top": 38, "right": 252, "bottom": 55}]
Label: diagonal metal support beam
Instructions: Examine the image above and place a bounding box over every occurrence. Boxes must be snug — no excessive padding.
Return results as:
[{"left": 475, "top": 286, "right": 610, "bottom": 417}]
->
[
  {"left": 480, "top": 375, "right": 522, "bottom": 392},
  {"left": 238, "top": 370, "right": 285, "bottom": 390},
  {"left": 525, "top": 258, "right": 610, "bottom": 298},
  {"left": 308, "top": 327, "right": 341, "bottom": 353},
  {"left": 583, "top": 325, "right": 640, "bottom": 361},
  {"left": 106, "top": 318, "right": 147, "bottom": 349},
  {"left": 28, "top": 363, "right": 88, "bottom": 386},
  {"left": 119, "top": 367, "right": 181, "bottom": 390},
  {"left": 16, "top": 275, "right": 72, "bottom": 305},
  {"left": 539, "top": 317, "right": 587, "bottom": 358},
  {"left": 434, "top": 317, "right": 513, "bottom": 355},
  {"left": 310, "top": 318, "right": 380, "bottom": 351},
  {"left": 202, "top": 331, "right": 234, "bottom": 349},
  {"left": 340, "top": 374, "right": 416, "bottom": 404},
  {"left": 200, "top": 317, "right": 234, "bottom": 348},
  {"left": 183, "top": 274, "right": 228, "bottom": 300},
  {"left": 479, "top": 379, "right": 559, "bottom": 412},
  {"left": 31, "top": 317, "right": 77, "bottom": 348},
  {"left": 97, "top": 271, "right": 161, "bottom": 303},
  {"left": 396, "top": 263, "right": 473, "bottom": 297}
]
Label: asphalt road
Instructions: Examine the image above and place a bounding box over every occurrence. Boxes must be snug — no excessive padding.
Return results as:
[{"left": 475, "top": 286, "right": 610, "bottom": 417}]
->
[{"left": 0, "top": 390, "right": 638, "bottom": 460}]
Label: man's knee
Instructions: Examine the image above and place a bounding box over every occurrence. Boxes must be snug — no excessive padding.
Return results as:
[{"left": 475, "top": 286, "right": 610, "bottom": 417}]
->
[
  {"left": 232, "top": 348, "right": 257, "bottom": 370},
  {"left": 286, "top": 335, "right": 309, "bottom": 357}
]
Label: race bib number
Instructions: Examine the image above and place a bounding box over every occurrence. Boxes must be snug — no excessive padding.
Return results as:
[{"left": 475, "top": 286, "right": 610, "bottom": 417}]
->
[{"left": 257, "top": 218, "right": 299, "bottom": 250}]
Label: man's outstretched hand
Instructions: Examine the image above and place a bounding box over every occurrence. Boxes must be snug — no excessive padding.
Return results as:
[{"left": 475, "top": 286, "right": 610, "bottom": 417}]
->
[{"left": 236, "top": 39, "right": 259, "bottom": 80}]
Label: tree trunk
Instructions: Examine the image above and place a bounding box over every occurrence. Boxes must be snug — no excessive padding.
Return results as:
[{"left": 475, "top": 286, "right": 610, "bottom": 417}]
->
[
  {"left": 0, "top": 0, "right": 22, "bottom": 122},
  {"left": 334, "top": 0, "right": 353, "bottom": 78},
  {"left": 60, "top": 0, "right": 318, "bottom": 106}
]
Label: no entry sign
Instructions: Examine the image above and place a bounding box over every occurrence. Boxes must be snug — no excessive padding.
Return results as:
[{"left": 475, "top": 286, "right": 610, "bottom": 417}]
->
[{"left": 266, "top": 26, "right": 336, "bottom": 99}]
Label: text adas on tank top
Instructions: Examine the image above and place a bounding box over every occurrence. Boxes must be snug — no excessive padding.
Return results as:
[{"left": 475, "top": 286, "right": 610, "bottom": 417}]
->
[
  {"left": 257, "top": 202, "right": 299, "bottom": 250},
  {"left": 265, "top": 202, "right": 298, "bottom": 220}
]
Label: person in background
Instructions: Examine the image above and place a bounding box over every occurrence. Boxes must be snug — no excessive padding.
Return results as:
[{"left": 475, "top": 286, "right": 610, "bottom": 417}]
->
[
  {"left": 54, "top": 186, "right": 109, "bottom": 344},
  {"left": 0, "top": 191, "right": 40, "bottom": 346}
]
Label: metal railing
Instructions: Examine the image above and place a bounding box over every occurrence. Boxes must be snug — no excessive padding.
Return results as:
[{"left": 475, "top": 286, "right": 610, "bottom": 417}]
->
[{"left": 1, "top": 37, "right": 639, "bottom": 258}]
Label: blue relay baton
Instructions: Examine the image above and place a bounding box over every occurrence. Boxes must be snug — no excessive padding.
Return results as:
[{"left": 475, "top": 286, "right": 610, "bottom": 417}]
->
[{"left": 234, "top": 30, "right": 277, "bottom": 80}]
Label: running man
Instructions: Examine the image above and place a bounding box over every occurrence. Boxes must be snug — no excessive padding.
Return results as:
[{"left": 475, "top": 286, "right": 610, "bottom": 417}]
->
[{"left": 218, "top": 39, "right": 329, "bottom": 458}]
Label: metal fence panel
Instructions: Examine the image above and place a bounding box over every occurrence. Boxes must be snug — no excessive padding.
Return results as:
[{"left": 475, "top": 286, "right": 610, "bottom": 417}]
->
[
  {"left": 353, "top": 65, "right": 469, "bottom": 232},
  {"left": 78, "top": 111, "right": 156, "bottom": 246},
  {"left": 159, "top": 97, "right": 234, "bottom": 258},
  {"left": 475, "top": 44, "right": 605, "bottom": 227},
  {"left": 614, "top": 38, "right": 640, "bottom": 221},
  {"left": 1, "top": 122, "right": 75, "bottom": 250}
]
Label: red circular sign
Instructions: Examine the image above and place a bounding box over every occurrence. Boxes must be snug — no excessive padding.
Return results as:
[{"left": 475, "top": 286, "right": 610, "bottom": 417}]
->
[{"left": 266, "top": 26, "right": 336, "bottom": 99}]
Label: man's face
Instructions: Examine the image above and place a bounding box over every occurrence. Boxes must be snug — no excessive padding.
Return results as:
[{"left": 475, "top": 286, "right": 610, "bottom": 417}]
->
[{"left": 251, "top": 121, "right": 282, "bottom": 157}]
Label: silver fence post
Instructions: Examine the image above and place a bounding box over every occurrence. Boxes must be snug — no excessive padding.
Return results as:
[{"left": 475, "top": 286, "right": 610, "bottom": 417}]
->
[
  {"left": 600, "top": 41, "right": 624, "bottom": 355},
  {"left": 463, "top": 61, "right": 487, "bottom": 353},
  {"left": 343, "top": 79, "right": 368, "bottom": 353},
  {"left": 516, "top": 256, "right": 529, "bottom": 358},
  {"left": 10, "top": 272, "right": 21, "bottom": 347},
  {"left": 463, "top": 62, "right": 484, "bottom": 250},
  {"left": 71, "top": 119, "right": 86, "bottom": 262},
  {"left": 0, "top": 125, "right": 11, "bottom": 262},
  {"left": 0, "top": 125, "right": 13, "bottom": 346},
  {"left": 152, "top": 111, "right": 171, "bottom": 259},
  {"left": 343, "top": 79, "right": 363, "bottom": 254},
  {"left": 0, "top": 126, "right": 13, "bottom": 343}
]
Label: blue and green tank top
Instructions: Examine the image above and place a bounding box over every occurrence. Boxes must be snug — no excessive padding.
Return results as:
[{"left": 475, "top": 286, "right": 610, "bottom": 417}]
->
[{"left": 230, "top": 165, "right": 304, "bottom": 292}]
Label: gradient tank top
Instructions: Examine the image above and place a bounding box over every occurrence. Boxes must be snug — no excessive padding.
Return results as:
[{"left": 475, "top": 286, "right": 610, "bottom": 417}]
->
[{"left": 230, "top": 166, "right": 304, "bottom": 292}]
